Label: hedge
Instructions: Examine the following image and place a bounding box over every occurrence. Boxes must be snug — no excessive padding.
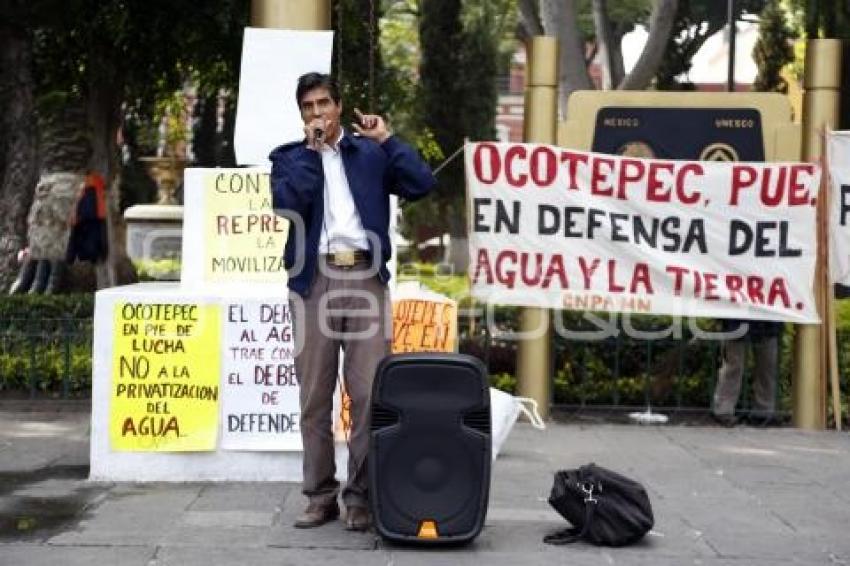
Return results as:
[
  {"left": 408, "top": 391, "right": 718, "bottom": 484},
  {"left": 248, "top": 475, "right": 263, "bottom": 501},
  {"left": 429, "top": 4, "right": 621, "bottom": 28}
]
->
[{"left": 0, "top": 294, "right": 94, "bottom": 397}]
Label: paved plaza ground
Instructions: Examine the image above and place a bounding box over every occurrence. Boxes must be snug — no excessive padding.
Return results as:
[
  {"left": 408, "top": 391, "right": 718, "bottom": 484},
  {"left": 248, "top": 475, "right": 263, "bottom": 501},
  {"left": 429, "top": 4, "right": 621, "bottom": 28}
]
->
[{"left": 1, "top": 405, "right": 849, "bottom": 565}]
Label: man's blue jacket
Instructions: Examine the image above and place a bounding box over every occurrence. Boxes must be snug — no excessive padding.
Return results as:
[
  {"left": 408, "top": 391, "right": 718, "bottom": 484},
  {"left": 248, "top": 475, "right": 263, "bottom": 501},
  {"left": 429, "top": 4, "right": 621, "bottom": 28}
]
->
[{"left": 269, "top": 132, "right": 436, "bottom": 296}]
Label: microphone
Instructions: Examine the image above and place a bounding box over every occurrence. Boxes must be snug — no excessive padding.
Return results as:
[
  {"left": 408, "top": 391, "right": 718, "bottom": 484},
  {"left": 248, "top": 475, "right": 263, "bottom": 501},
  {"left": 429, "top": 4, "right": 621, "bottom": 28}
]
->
[{"left": 313, "top": 127, "right": 324, "bottom": 145}]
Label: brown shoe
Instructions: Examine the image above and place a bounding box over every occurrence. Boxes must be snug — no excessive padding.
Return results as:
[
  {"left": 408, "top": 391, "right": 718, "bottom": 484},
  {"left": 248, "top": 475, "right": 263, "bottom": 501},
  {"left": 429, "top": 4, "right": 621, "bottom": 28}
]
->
[
  {"left": 711, "top": 413, "right": 738, "bottom": 428},
  {"left": 294, "top": 502, "right": 339, "bottom": 528},
  {"left": 345, "top": 506, "right": 370, "bottom": 531}
]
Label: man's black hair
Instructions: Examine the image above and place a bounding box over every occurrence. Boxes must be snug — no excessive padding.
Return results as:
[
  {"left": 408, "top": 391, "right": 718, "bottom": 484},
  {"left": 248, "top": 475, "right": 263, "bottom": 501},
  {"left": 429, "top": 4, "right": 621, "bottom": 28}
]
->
[{"left": 295, "top": 72, "right": 341, "bottom": 107}]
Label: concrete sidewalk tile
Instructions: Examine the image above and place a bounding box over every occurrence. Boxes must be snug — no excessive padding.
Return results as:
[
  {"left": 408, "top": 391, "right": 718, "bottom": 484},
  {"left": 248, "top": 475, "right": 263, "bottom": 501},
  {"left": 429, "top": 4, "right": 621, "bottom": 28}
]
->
[
  {"left": 48, "top": 484, "right": 202, "bottom": 546},
  {"left": 156, "top": 546, "right": 390, "bottom": 566},
  {"left": 485, "top": 506, "right": 562, "bottom": 523},
  {"left": 268, "top": 518, "right": 378, "bottom": 551},
  {"left": 157, "top": 508, "right": 277, "bottom": 548},
  {"left": 11, "top": 479, "right": 88, "bottom": 499},
  {"left": 0, "top": 543, "right": 153, "bottom": 566},
  {"left": 753, "top": 487, "right": 850, "bottom": 539},
  {"left": 181, "top": 510, "right": 273, "bottom": 528},
  {"left": 387, "top": 549, "right": 603, "bottom": 566},
  {"left": 185, "top": 482, "right": 291, "bottom": 513},
  {"left": 474, "top": 520, "right": 594, "bottom": 554},
  {"left": 702, "top": 530, "right": 843, "bottom": 562},
  {"left": 3, "top": 414, "right": 850, "bottom": 564},
  {"left": 268, "top": 489, "right": 377, "bottom": 551},
  {"left": 632, "top": 518, "right": 718, "bottom": 558},
  {"left": 159, "top": 523, "right": 272, "bottom": 548}
]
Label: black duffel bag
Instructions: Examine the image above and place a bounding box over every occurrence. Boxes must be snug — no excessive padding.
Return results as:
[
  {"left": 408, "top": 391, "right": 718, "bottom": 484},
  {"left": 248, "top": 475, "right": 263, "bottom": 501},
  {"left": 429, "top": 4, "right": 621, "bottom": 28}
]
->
[{"left": 544, "top": 463, "right": 654, "bottom": 546}]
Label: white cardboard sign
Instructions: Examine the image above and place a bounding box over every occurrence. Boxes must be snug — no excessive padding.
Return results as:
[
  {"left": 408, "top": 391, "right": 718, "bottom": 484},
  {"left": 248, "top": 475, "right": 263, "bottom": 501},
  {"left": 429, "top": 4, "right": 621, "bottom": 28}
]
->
[{"left": 234, "top": 28, "right": 333, "bottom": 166}]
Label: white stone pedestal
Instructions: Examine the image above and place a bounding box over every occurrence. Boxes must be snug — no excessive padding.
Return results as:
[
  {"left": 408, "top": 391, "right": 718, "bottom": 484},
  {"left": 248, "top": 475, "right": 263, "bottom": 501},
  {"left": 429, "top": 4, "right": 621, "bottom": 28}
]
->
[{"left": 91, "top": 282, "right": 349, "bottom": 482}]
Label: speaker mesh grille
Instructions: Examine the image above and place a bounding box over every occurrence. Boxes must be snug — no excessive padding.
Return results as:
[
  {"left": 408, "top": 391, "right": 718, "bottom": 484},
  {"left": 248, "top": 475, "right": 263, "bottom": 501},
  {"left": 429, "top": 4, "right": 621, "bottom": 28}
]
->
[
  {"left": 371, "top": 405, "right": 399, "bottom": 431},
  {"left": 462, "top": 408, "right": 490, "bottom": 434}
]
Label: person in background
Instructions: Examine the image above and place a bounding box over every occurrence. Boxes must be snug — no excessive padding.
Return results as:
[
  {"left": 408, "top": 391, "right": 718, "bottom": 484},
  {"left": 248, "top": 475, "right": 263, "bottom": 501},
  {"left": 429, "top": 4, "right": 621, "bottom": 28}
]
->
[
  {"left": 66, "top": 171, "right": 109, "bottom": 266},
  {"left": 712, "top": 318, "right": 784, "bottom": 427}
]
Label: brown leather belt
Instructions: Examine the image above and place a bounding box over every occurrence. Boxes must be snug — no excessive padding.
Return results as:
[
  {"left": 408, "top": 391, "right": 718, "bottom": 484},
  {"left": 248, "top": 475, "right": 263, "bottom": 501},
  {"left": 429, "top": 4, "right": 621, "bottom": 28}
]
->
[{"left": 321, "top": 250, "right": 370, "bottom": 267}]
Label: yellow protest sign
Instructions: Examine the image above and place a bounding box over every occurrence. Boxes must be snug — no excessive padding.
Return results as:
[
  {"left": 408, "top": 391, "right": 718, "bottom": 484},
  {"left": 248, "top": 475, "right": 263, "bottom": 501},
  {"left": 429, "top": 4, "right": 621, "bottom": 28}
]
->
[
  {"left": 203, "top": 170, "right": 288, "bottom": 283},
  {"left": 392, "top": 298, "right": 457, "bottom": 353},
  {"left": 334, "top": 293, "right": 458, "bottom": 443},
  {"left": 111, "top": 303, "right": 221, "bottom": 451}
]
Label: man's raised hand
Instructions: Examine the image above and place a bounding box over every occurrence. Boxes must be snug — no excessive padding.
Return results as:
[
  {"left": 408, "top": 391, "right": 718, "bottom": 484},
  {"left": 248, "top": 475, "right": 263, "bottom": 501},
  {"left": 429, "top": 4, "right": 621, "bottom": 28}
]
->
[{"left": 352, "top": 108, "right": 390, "bottom": 144}]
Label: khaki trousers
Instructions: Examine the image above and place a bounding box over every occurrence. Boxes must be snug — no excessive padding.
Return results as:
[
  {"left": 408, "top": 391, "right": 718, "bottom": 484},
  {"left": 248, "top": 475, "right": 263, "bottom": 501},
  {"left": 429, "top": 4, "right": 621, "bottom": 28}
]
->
[
  {"left": 713, "top": 337, "right": 778, "bottom": 417},
  {"left": 289, "top": 258, "right": 390, "bottom": 509}
]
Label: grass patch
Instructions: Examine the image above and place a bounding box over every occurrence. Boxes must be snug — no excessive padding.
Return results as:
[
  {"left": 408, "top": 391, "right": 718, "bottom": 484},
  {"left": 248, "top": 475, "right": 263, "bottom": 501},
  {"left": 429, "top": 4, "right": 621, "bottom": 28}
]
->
[{"left": 397, "top": 262, "right": 470, "bottom": 302}]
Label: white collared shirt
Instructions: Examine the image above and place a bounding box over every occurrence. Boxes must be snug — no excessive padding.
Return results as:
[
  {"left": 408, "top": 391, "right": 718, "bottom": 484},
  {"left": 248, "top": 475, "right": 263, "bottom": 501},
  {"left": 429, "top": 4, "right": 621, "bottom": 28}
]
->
[{"left": 317, "top": 128, "right": 370, "bottom": 253}]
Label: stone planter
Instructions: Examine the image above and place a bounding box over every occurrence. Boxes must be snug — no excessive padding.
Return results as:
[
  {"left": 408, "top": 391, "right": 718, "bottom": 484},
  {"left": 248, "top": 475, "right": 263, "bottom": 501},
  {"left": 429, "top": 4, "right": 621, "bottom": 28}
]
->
[
  {"left": 138, "top": 156, "right": 188, "bottom": 205},
  {"left": 123, "top": 204, "right": 183, "bottom": 280}
]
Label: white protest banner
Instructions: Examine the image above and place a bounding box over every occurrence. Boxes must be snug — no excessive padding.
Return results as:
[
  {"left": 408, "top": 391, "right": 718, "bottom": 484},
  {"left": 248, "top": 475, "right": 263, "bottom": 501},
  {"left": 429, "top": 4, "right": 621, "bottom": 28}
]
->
[
  {"left": 234, "top": 28, "right": 333, "bottom": 166},
  {"left": 827, "top": 131, "right": 850, "bottom": 286},
  {"left": 465, "top": 142, "right": 821, "bottom": 323},
  {"left": 221, "top": 299, "right": 300, "bottom": 451}
]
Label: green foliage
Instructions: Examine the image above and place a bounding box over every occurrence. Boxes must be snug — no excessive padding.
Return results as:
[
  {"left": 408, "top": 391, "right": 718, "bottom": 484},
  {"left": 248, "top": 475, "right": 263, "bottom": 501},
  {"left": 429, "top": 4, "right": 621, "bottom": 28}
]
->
[
  {"left": 134, "top": 89, "right": 192, "bottom": 157},
  {"left": 577, "top": 0, "right": 652, "bottom": 41},
  {"left": 490, "top": 372, "right": 517, "bottom": 394},
  {"left": 333, "top": 0, "right": 386, "bottom": 126},
  {"left": 380, "top": 0, "right": 426, "bottom": 144},
  {"left": 788, "top": 0, "right": 850, "bottom": 38},
  {"left": 655, "top": 0, "right": 768, "bottom": 90},
  {"left": 133, "top": 259, "right": 181, "bottom": 281},
  {"left": 397, "top": 197, "right": 441, "bottom": 249},
  {"left": 753, "top": 1, "right": 795, "bottom": 93},
  {"left": 408, "top": 0, "right": 510, "bottom": 241},
  {"left": 458, "top": 11, "right": 499, "bottom": 143},
  {"left": 552, "top": 335, "right": 720, "bottom": 407},
  {"left": 30, "top": 0, "right": 248, "bottom": 163},
  {"left": 419, "top": 1, "right": 464, "bottom": 177},
  {"left": 783, "top": 0, "right": 850, "bottom": 130},
  {"left": 0, "top": 293, "right": 93, "bottom": 397},
  {"left": 834, "top": 299, "right": 850, "bottom": 335},
  {"left": 0, "top": 341, "right": 92, "bottom": 397},
  {"left": 397, "top": 262, "right": 469, "bottom": 300},
  {"left": 0, "top": 293, "right": 94, "bottom": 323}
]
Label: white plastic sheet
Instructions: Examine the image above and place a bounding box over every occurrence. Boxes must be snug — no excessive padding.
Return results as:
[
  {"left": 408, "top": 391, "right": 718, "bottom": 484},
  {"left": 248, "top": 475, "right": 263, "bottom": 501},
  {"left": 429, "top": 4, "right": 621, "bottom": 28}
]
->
[{"left": 490, "top": 388, "right": 545, "bottom": 460}]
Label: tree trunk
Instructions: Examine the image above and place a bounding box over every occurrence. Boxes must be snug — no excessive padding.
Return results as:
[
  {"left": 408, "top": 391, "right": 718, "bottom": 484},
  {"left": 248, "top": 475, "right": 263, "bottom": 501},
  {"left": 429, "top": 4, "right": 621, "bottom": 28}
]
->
[
  {"left": 618, "top": 0, "right": 678, "bottom": 90},
  {"left": 219, "top": 95, "right": 237, "bottom": 167},
  {"left": 608, "top": 30, "right": 626, "bottom": 88},
  {"left": 25, "top": 97, "right": 97, "bottom": 293},
  {"left": 592, "top": 0, "right": 626, "bottom": 89},
  {"left": 444, "top": 203, "right": 469, "bottom": 273},
  {"left": 540, "top": 0, "right": 593, "bottom": 116},
  {"left": 192, "top": 94, "right": 218, "bottom": 167},
  {"left": 517, "top": 0, "right": 544, "bottom": 40},
  {"left": 86, "top": 64, "right": 136, "bottom": 288},
  {"left": 38, "top": 98, "right": 91, "bottom": 174},
  {"left": 0, "top": 25, "right": 38, "bottom": 292}
]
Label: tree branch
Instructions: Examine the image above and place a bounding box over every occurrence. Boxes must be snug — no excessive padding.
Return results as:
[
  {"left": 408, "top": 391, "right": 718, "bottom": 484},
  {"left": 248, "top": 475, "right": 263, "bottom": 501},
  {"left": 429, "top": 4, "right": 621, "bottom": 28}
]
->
[
  {"left": 618, "top": 0, "right": 678, "bottom": 90},
  {"left": 592, "top": 0, "right": 625, "bottom": 88},
  {"left": 584, "top": 42, "right": 598, "bottom": 67},
  {"left": 540, "top": 0, "right": 593, "bottom": 115},
  {"left": 518, "top": 0, "right": 544, "bottom": 38}
]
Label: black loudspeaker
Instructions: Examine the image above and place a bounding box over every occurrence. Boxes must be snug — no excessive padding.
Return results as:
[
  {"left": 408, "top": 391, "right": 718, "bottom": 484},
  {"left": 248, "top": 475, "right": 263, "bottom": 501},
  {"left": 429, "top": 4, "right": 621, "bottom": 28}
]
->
[{"left": 369, "top": 353, "right": 491, "bottom": 544}]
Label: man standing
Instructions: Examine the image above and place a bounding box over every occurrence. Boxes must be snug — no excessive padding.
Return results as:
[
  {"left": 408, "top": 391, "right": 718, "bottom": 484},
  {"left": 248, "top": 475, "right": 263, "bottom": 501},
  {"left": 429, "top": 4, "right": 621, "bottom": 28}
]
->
[
  {"left": 712, "top": 318, "right": 784, "bottom": 427},
  {"left": 269, "top": 72, "right": 435, "bottom": 531}
]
